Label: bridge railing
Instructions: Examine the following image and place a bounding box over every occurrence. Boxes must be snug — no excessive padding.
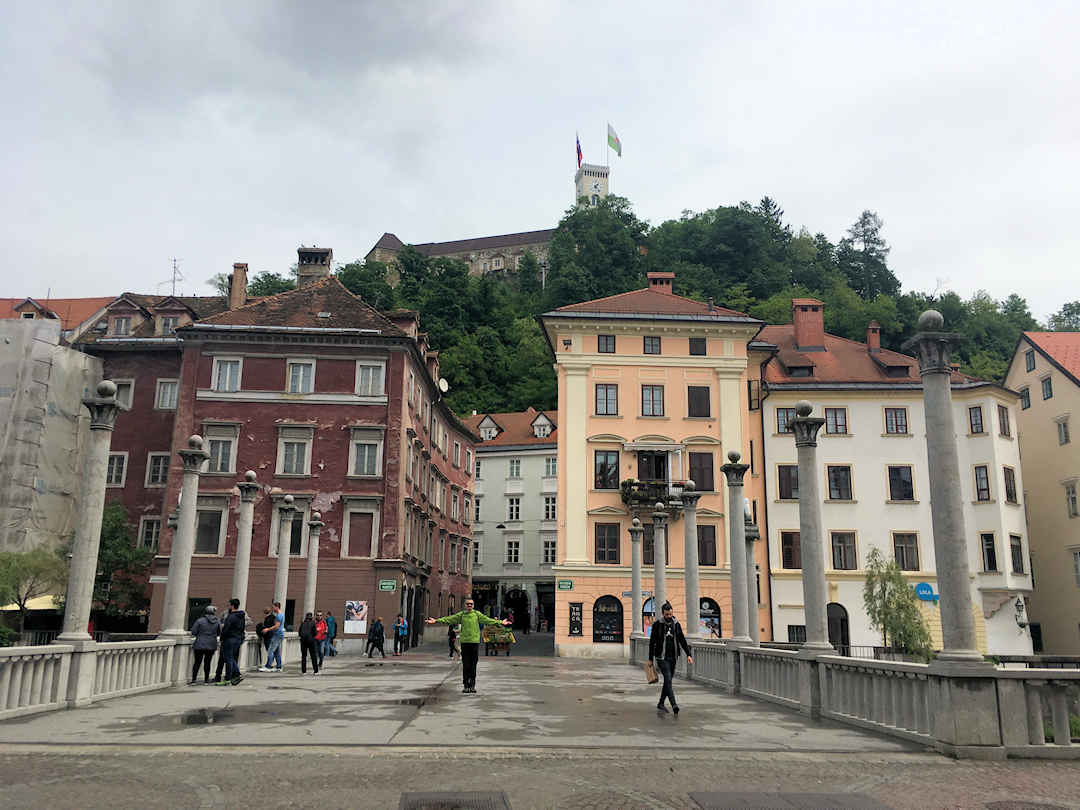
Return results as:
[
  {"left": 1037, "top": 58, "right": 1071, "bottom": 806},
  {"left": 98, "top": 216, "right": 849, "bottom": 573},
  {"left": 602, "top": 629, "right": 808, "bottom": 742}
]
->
[
  {"left": 817, "top": 655, "right": 933, "bottom": 745},
  {"left": 92, "top": 640, "right": 175, "bottom": 701},
  {"left": 740, "top": 647, "right": 802, "bottom": 709},
  {"left": 0, "top": 645, "right": 72, "bottom": 720}
]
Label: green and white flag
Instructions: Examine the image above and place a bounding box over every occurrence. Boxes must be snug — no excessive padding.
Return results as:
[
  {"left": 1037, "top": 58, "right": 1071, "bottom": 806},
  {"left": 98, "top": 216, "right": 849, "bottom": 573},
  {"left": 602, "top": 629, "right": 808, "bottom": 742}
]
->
[{"left": 607, "top": 123, "right": 622, "bottom": 157}]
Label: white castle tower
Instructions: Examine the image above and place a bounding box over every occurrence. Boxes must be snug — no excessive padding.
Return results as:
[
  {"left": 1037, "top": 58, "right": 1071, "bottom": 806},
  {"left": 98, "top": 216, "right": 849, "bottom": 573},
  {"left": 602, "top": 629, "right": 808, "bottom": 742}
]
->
[{"left": 574, "top": 163, "right": 610, "bottom": 206}]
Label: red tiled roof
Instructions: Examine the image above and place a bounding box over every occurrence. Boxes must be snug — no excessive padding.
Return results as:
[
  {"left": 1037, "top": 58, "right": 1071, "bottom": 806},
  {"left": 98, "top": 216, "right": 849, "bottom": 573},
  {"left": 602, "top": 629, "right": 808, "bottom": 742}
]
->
[
  {"left": 1, "top": 297, "right": 114, "bottom": 331},
  {"left": 552, "top": 286, "right": 749, "bottom": 318},
  {"left": 193, "top": 277, "right": 405, "bottom": 335},
  {"left": 462, "top": 407, "right": 558, "bottom": 447},
  {"left": 1024, "top": 331, "right": 1080, "bottom": 383},
  {"left": 412, "top": 229, "right": 556, "bottom": 257}
]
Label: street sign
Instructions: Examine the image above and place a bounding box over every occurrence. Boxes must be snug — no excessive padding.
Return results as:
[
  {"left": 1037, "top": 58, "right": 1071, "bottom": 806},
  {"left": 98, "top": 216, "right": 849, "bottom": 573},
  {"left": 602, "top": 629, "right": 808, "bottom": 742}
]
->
[
  {"left": 621, "top": 590, "right": 652, "bottom": 598},
  {"left": 914, "top": 582, "right": 937, "bottom": 602},
  {"left": 378, "top": 579, "right": 397, "bottom": 592},
  {"left": 557, "top": 579, "right": 574, "bottom": 591},
  {"left": 148, "top": 576, "right": 167, "bottom": 584}
]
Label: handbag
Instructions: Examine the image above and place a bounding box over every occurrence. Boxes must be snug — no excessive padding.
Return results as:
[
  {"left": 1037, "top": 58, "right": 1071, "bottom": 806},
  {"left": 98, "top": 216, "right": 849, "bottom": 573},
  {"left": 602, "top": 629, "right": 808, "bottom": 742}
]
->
[{"left": 644, "top": 659, "right": 658, "bottom": 684}]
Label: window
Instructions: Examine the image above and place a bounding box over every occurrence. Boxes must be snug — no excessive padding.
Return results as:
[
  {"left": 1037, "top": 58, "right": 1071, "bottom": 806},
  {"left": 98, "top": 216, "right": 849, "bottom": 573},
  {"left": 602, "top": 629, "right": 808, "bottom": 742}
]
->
[
  {"left": 595, "top": 523, "right": 619, "bottom": 563},
  {"left": 285, "top": 360, "right": 313, "bottom": 393},
  {"left": 1073, "top": 551, "right": 1080, "bottom": 587},
  {"left": 687, "top": 386, "right": 711, "bottom": 417},
  {"left": 981, "top": 533, "right": 998, "bottom": 571},
  {"left": 350, "top": 429, "right": 384, "bottom": 476},
  {"left": 598, "top": 334, "right": 615, "bottom": 353},
  {"left": 1042, "top": 376, "right": 1053, "bottom": 400},
  {"left": 545, "top": 457, "right": 557, "bottom": 477},
  {"left": 1067, "top": 483, "right": 1078, "bottom": 518},
  {"left": 1003, "top": 466, "right": 1018, "bottom": 504},
  {"left": 1030, "top": 623, "right": 1044, "bottom": 653},
  {"left": 20, "top": 311, "right": 35, "bottom": 319},
  {"left": 453, "top": 442, "right": 461, "bottom": 467},
  {"left": 213, "top": 358, "right": 241, "bottom": 392},
  {"left": 643, "top": 336, "right": 661, "bottom": 355},
  {"left": 781, "top": 531, "right": 801, "bottom": 569},
  {"left": 466, "top": 449, "right": 473, "bottom": 474},
  {"left": 747, "top": 379, "right": 761, "bottom": 411},
  {"left": 473, "top": 541, "right": 481, "bottom": 565},
  {"left": 697, "top": 525, "right": 717, "bottom": 566},
  {"left": 356, "top": 363, "right": 385, "bottom": 396},
  {"left": 493, "top": 257, "right": 503, "bottom": 270},
  {"left": 887, "top": 465, "right": 915, "bottom": 501},
  {"left": 688, "top": 452, "right": 714, "bottom": 491},
  {"left": 884, "top": 407, "right": 908, "bottom": 435},
  {"left": 508, "top": 458, "right": 521, "bottom": 478},
  {"left": 112, "top": 317, "right": 130, "bottom": 336},
  {"left": 155, "top": 379, "right": 178, "bottom": 410},
  {"left": 776, "top": 407, "right": 796, "bottom": 434},
  {"left": 205, "top": 438, "right": 231, "bottom": 474},
  {"left": 505, "top": 539, "right": 520, "bottom": 564},
  {"left": 475, "top": 459, "right": 482, "bottom": 478},
  {"left": 778, "top": 465, "right": 799, "bottom": 500},
  {"left": 641, "top": 385, "right": 664, "bottom": 416},
  {"left": 893, "top": 533, "right": 919, "bottom": 571},
  {"left": 1025, "top": 349, "right": 1035, "bottom": 372},
  {"left": 113, "top": 380, "right": 134, "bottom": 410},
  {"left": 1020, "top": 388, "right": 1031, "bottom": 409},
  {"left": 277, "top": 426, "right": 313, "bottom": 476},
  {"left": 194, "top": 502, "right": 226, "bottom": 555},
  {"left": 543, "top": 495, "right": 557, "bottom": 521},
  {"left": 139, "top": 517, "right": 161, "bottom": 551},
  {"left": 831, "top": 531, "right": 857, "bottom": 570},
  {"left": 145, "top": 453, "right": 169, "bottom": 486},
  {"left": 596, "top": 384, "right": 618, "bottom": 415},
  {"left": 787, "top": 625, "right": 807, "bottom": 644},
  {"left": 450, "top": 542, "right": 458, "bottom": 573},
  {"left": 463, "top": 496, "right": 470, "bottom": 524},
  {"left": 543, "top": 537, "right": 556, "bottom": 564},
  {"left": 689, "top": 337, "right": 707, "bottom": 356},
  {"left": 998, "top": 405, "right": 1011, "bottom": 437},
  {"left": 968, "top": 406, "right": 984, "bottom": 434},
  {"left": 507, "top": 497, "right": 520, "bottom": 521},
  {"left": 594, "top": 450, "right": 619, "bottom": 489},
  {"left": 827, "top": 465, "right": 853, "bottom": 500},
  {"left": 106, "top": 453, "right": 127, "bottom": 487},
  {"left": 160, "top": 316, "right": 179, "bottom": 335},
  {"left": 825, "top": 407, "right": 848, "bottom": 435},
  {"left": 474, "top": 498, "right": 481, "bottom": 522},
  {"left": 1008, "top": 535, "right": 1025, "bottom": 574},
  {"left": 1058, "top": 418, "right": 1071, "bottom": 445},
  {"left": 974, "top": 465, "right": 991, "bottom": 501}
]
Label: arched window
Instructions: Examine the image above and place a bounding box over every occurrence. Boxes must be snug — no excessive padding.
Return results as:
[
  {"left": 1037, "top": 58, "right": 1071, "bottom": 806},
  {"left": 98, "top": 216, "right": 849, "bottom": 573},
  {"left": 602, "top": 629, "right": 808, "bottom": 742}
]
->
[
  {"left": 593, "top": 595, "right": 623, "bottom": 643},
  {"left": 700, "top": 597, "right": 722, "bottom": 638},
  {"left": 827, "top": 602, "right": 850, "bottom": 653},
  {"left": 642, "top": 597, "right": 656, "bottom": 633}
]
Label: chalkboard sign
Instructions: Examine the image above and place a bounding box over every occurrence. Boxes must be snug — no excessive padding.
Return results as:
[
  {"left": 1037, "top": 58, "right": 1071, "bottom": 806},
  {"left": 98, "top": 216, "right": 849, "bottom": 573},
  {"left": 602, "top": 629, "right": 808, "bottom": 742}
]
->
[
  {"left": 592, "top": 595, "right": 624, "bottom": 643},
  {"left": 568, "top": 602, "right": 583, "bottom": 636}
]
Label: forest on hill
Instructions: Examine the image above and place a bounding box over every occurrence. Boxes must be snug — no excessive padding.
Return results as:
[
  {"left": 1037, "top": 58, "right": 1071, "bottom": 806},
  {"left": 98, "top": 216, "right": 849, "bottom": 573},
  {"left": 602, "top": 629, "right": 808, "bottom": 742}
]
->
[{"left": 235, "top": 197, "right": 1080, "bottom": 418}]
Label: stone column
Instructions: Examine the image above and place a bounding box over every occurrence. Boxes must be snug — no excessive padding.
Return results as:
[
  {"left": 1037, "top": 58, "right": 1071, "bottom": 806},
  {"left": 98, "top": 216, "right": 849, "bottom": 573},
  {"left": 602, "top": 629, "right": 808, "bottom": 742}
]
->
[
  {"left": 791, "top": 402, "right": 832, "bottom": 652},
  {"left": 682, "top": 482, "right": 703, "bottom": 638},
  {"left": 303, "top": 511, "right": 324, "bottom": 617},
  {"left": 273, "top": 495, "right": 296, "bottom": 607},
  {"left": 231, "top": 471, "right": 260, "bottom": 609},
  {"left": 744, "top": 498, "right": 760, "bottom": 645},
  {"left": 651, "top": 504, "right": 668, "bottom": 622},
  {"left": 58, "top": 381, "right": 121, "bottom": 643},
  {"left": 160, "top": 436, "right": 210, "bottom": 637},
  {"left": 904, "top": 311, "right": 986, "bottom": 666},
  {"left": 629, "top": 517, "right": 644, "bottom": 636},
  {"left": 721, "top": 452, "right": 752, "bottom": 644}
]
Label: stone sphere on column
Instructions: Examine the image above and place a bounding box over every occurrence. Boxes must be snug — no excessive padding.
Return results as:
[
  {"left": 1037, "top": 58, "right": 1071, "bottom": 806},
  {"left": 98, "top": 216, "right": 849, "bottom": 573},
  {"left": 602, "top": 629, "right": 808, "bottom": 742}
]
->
[
  {"left": 727, "top": 450, "right": 741, "bottom": 463},
  {"left": 311, "top": 511, "right": 321, "bottom": 521},
  {"left": 685, "top": 479, "right": 696, "bottom": 492},
  {"left": 632, "top": 517, "right": 640, "bottom": 528},
  {"left": 187, "top": 435, "right": 204, "bottom": 450},
  {"left": 918, "top": 309, "right": 945, "bottom": 331},
  {"left": 654, "top": 501, "right": 665, "bottom": 511},
  {"left": 283, "top": 494, "right": 294, "bottom": 507},
  {"left": 795, "top": 400, "right": 813, "bottom": 417},
  {"left": 245, "top": 470, "right": 257, "bottom": 482},
  {"left": 97, "top": 380, "right": 117, "bottom": 398}
]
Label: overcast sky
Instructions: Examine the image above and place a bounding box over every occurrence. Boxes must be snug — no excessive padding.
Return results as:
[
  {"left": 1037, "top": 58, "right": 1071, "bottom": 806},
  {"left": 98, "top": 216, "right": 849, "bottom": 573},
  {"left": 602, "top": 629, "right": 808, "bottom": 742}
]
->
[{"left": 2, "top": 1, "right": 1076, "bottom": 320}]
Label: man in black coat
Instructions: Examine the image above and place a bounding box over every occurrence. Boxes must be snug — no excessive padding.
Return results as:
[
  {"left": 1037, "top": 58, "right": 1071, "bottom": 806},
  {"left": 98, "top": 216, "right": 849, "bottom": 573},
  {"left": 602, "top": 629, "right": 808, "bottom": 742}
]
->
[
  {"left": 648, "top": 601, "right": 693, "bottom": 714},
  {"left": 218, "top": 598, "right": 246, "bottom": 685}
]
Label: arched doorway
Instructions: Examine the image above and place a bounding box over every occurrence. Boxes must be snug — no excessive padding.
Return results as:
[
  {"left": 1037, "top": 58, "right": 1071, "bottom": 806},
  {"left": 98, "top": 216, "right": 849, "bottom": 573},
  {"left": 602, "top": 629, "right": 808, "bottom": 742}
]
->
[
  {"left": 827, "top": 603, "right": 850, "bottom": 653},
  {"left": 593, "top": 596, "right": 623, "bottom": 643},
  {"left": 505, "top": 588, "right": 530, "bottom": 632},
  {"left": 700, "top": 598, "right": 722, "bottom": 639}
]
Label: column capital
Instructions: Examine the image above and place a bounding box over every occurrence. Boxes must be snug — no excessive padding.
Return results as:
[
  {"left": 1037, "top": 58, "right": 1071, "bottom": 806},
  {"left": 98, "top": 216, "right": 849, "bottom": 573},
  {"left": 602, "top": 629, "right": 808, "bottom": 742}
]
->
[
  {"left": 628, "top": 517, "right": 644, "bottom": 543},
  {"left": 901, "top": 310, "right": 962, "bottom": 377},
  {"left": 791, "top": 401, "right": 825, "bottom": 448},
  {"left": 651, "top": 505, "right": 667, "bottom": 527},
  {"left": 277, "top": 493, "right": 296, "bottom": 517},
  {"left": 307, "top": 511, "right": 324, "bottom": 534},
  {"left": 83, "top": 380, "right": 121, "bottom": 431},
  {"left": 178, "top": 435, "right": 210, "bottom": 472},
  {"left": 237, "top": 470, "right": 260, "bottom": 502},
  {"left": 681, "top": 479, "right": 703, "bottom": 509},
  {"left": 721, "top": 451, "right": 749, "bottom": 487}
]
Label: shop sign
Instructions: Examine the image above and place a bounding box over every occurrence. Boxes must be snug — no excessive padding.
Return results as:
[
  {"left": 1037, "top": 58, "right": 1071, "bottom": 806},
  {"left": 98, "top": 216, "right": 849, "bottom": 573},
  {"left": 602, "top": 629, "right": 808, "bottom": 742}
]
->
[
  {"left": 557, "top": 579, "right": 574, "bottom": 591},
  {"left": 378, "top": 579, "right": 397, "bottom": 592},
  {"left": 568, "top": 602, "right": 583, "bottom": 636}
]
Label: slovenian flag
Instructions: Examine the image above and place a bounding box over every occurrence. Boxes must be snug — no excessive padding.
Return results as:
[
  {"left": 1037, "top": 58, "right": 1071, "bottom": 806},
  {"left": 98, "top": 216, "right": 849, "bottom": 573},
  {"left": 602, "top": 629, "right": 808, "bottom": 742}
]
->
[
  {"left": 607, "top": 123, "right": 622, "bottom": 157},
  {"left": 576, "top": 133, "right": 583, "bottom": 168}
]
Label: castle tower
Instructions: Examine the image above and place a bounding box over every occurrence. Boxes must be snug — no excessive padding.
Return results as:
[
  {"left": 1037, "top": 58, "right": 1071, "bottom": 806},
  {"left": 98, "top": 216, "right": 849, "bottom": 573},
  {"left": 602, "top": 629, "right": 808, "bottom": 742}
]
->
[{"left": 574, "top": 163, "right": 609, "bottom": 206}]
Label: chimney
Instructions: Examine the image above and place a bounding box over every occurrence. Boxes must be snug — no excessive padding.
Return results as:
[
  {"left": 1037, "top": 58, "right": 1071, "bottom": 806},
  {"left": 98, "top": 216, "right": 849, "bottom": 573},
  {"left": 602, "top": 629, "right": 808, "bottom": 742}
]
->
[
  {"left": 791, "top": 298, "right": 825, "bottom": 351},
  {"left": 866, "top": 320, "right": 881, "bottom": 353},
  {"left": 296, "top": 246, "right": 333, "bottom": 288},
  {"left": 647, "top": 271, "right": 676, "bottom": 295},
  {"left": 228, "top": 263, "right": 248, "bottom": 310}
]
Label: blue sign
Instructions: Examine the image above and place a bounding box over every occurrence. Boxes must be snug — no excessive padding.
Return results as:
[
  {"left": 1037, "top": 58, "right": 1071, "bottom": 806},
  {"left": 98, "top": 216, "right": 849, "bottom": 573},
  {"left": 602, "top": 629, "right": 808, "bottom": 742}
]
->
[{"left": 914, "top": 582, "right": 938, "bottom": 602}]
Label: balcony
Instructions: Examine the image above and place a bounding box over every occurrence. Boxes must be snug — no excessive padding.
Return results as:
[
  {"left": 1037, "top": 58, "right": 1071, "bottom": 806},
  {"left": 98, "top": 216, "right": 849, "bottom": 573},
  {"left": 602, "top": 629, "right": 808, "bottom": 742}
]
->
[{"left": 619, "top": 478, "right": 686, "bottom": 516}]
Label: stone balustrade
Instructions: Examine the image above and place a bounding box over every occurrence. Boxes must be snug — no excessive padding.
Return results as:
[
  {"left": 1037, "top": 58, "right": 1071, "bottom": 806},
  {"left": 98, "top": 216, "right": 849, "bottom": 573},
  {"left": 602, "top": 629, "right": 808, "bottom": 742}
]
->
[
  {"left": 686, "top": 640, "right": 733, "bottom": 690},
  {"left": 740, "top": 647, "right": 802, "bottom": 710},
  {"left": 818, "top": 655, "right": 933, "bottom": 745},
  {"left": 0, "top": 645, "right": 72, "bottom": 720},
  {"left": 92, "top": 640, "right": 176, "bottom": 701}
]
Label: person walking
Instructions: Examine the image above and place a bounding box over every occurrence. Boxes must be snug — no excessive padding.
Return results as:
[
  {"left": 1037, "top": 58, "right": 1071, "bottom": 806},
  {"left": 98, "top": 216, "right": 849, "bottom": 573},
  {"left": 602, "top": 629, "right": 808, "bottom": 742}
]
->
[
  {"left": 366, "top": 616, "right": 386, "bottom": 658},
  {"left": 256, "top": 607, "right": 274, "bottom": 667},
  {"left": 314, "top": 611, "right": 329, "bottom": 667},
  {"left": 427, "top": 598, "right": 509, "bottom": 694},
  {"left": 325, "top": 611, "right": 338, "bottom": 656},
  {"left": 393, "top": 614, "right": 409, "bottom": 656},
  {"left": 648, "top": 601, "right": 693, "bottom": 714},
  {"left": 447, "top": 624, "right": 457, "bottom": 659},
  {"left": 189, "top": 605, "right": 221, "bottom": 685},
  {"left": 259, "top": 601, "right": 284, "bottom": 672},
  {"left": 298, "top": 612, "right": 320, "bottom": 675},
  {"left": 216, "top": 598, "right": 247, "bottom": 686}
]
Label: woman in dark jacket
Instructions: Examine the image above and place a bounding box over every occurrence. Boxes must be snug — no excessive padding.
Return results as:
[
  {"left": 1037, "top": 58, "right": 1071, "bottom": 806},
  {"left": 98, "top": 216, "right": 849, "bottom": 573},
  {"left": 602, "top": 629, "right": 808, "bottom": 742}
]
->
[
  {"left": 648, "top": 601, "right": 693, "bottom": 714},
  {"left": 298, "top": 612, "right": 320, "bottom": 675},
  {"left": 366, "top": 617, "right": 386, "bottom": 658},
  {"left": 189, "top": 606, "right": 221, "bottom": 684}
]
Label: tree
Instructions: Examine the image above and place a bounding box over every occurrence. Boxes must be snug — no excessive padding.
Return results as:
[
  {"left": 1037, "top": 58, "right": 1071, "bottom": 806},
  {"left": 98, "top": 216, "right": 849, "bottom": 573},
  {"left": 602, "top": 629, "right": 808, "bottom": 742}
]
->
[
  {"left": 246, "top": 272, "right": 295, "bottom": 297},
  {"left": 837, "top": 210, "right": 900, "bottom": 300},
  {"left": 335, "top": 260, "right": 395, "bottom": 311},
  {"left": 1049, "top": 301, "right": 1080, "bottom": 331},
  {"left": 516, "top": 250, "right": 542, "bottom": 302},
  {"left": 0, "top": 548, "right": 67, "bottom": 634},
  {"left": 862, "top": 547, "right": 933, "bottom": 661},
  {"left": 91, "top": 503, "right": 155, "bottom": 617},
  {"left": 206, "top": 273, "right": 231, "bottom": 297}
]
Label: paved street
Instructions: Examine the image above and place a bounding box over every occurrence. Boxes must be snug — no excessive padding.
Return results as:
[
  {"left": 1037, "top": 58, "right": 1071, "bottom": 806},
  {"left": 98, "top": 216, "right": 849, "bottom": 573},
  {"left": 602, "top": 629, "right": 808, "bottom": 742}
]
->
[{"left": 0, "top": 646, "right": 1077, "bottom": 809}]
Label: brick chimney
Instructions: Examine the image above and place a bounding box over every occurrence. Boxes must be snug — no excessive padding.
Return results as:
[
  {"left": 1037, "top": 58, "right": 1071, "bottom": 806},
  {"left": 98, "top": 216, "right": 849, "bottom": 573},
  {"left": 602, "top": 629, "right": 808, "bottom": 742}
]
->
[
  {"left": 297, "top": 246, "right": 333, "bottom": 288},
  {"left": 647, "top": 271, "right": 675, "bottom": 295},
  {"left": 791, "top": 298, "right": 825, "bottom": 351},
  {"left": 228, "top": 263, "right": 248, "bottom": 310},
  {"left": 866, "top": 320, "right": 881, "bottom": 353}
]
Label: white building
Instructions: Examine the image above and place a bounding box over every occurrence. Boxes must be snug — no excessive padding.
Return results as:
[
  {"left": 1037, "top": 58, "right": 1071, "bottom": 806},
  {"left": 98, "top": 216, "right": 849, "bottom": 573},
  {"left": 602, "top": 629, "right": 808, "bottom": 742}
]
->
[
  {"left": 761, "top": 300, "right": 1033, "bottom": 656},
  {"left": 463, "top": 408, "right": 558, "bottom": 631}
]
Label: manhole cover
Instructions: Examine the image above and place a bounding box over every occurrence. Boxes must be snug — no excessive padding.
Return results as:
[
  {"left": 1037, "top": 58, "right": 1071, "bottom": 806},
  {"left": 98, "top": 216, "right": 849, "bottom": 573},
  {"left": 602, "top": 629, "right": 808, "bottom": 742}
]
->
[
  {"left": 399, "top": 792, "right": 511, "bottom": 810},
  {"left": 690, "top": 792, "right": 890, "bottom": 809}
]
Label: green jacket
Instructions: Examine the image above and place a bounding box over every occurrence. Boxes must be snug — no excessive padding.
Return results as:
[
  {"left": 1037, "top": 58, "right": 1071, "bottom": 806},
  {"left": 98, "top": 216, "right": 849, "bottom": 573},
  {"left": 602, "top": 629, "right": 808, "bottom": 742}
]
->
[{"left": 433, "top": 610, "right": 501, "bottom": 644}]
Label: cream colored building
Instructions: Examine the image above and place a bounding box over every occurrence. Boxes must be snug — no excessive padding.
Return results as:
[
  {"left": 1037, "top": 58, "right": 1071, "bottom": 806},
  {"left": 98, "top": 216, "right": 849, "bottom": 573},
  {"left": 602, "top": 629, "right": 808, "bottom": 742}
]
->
[{"left": 1005, "top": 331, "right": 1080, "bottom": 654}]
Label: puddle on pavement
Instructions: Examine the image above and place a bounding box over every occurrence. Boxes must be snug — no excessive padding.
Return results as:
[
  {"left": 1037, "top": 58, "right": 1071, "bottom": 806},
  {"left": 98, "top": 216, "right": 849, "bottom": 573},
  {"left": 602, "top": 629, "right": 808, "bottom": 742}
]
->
[{"left": 180, "top": 708, "right": 234, "bottom": 725}]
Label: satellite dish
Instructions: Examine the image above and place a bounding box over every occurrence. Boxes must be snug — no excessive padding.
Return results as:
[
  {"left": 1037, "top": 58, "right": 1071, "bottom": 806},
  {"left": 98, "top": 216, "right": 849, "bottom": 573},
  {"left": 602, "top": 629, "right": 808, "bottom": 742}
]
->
[{"left": 438, "top": 378, "right": 449, "bottom": 393}]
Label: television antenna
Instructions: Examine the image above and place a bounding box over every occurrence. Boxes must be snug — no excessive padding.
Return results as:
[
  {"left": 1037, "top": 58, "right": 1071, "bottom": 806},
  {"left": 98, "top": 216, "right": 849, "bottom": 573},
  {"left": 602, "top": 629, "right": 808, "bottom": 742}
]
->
[{"left": 164, "top": 258, "right": 184, "bottom": 296}]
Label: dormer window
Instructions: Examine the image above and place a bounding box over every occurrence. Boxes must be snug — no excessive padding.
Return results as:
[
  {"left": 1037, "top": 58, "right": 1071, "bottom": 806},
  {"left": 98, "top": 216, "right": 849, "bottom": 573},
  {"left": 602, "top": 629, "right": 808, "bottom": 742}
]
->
[
  {"left": 534, "top": 424, "right": 551, "bottom": 438},
  {"left": 20, "top": 312, "right": 35, "bottom": 319},
  {"left": 160, "top": 316, "right": 179, "bottom": 335},
  {"left": 112, "top": 317, "right": 131, "bottom": 336},
  {"left": 480, "top": 427, "right": 498, "bottom": 441},
  {"left": 788, "top": 366, "right": 813, "bottom": 378},
  {"left": 884, "top": 365, "right": 909, "bottom": 378}
]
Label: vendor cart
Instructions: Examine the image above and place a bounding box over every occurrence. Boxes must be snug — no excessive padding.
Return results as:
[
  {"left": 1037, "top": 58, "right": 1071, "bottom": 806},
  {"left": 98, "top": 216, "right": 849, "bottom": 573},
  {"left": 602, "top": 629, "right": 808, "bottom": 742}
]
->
[{"left": 482, "top": 625, "right": 516, "bottom": 656}]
